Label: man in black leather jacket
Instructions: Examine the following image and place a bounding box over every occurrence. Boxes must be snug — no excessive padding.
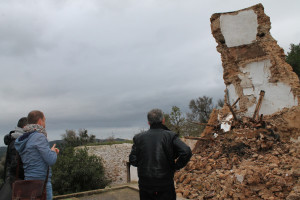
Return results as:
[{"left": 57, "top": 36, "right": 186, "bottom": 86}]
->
[{"left": 129, "top": 109, "right": 192, "bottom": 200}]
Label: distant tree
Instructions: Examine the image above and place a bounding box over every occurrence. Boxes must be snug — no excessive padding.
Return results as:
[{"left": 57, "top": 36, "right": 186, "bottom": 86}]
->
[
  {"left": 89, "top": 134, "right": 96, "bottom": 143},
  {"left": 187, "top": 96, "right": 213, "bottom": 123},
  {"left": 79, "top": 129, "right": 88, "bottom": 142},
  {"left": 217, "top": 98, "right": 225, "bottom": 108},
  {"left": 186, "top": 96, "right": 224, "bottom": 136},
  {"left": 62, "top": 129, "right": 96, "bottom": 147},
  {"left": 62, "top": 130, "right": 78, "bottom": 147},
  {"left": 52, "top": 147, "right": 109, "bottom": 195},
  {"left": 164, "top": 96, "right": 224, "bottom": 137},
  {"left": 164, "top": 113, "right": 171, "bottom": 128},
  {"left": 286, "top": 43, "right": 300, "bottom": 79},
  {"left": 164, "top": 106, "right": 186, "bottom": 136}
]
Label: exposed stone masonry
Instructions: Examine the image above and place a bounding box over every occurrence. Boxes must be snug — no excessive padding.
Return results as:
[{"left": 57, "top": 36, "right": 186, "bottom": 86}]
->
[{"left": 83, "top": 143, "right": 133, "bottom": 185}]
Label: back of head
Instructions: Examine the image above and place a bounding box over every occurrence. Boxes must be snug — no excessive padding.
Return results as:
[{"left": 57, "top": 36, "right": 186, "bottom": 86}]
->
[
  {"left": 147, "top": 109, "right": 163, "bottom": 125},
  {"left": 27, "top": 110, "right": 44, "bottom": 124},
  {"left": 17, "top": 117, "right": 28, "bottom": 128}
]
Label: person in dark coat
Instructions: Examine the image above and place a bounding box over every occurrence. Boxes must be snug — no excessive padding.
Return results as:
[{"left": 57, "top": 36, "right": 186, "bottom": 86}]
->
[
  {"left": 129, "top": 109, "right": 192, "bottom": 200},
  {"left": 0, "top": 117, "right": 28, "bottom": 200}
]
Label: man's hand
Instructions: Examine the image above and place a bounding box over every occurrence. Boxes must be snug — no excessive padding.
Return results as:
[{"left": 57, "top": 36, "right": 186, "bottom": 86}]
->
[{"left": 51, "top": 144, "right": 59, "bottom": 154}]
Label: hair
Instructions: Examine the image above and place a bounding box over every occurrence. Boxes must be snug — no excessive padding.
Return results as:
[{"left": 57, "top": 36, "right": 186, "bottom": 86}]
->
[
  {"left": 27, "top": 110, "right": 44, "bottom": 124},
  {"left": 17, "top": 117, "right": 28, "bottom": 128},
  {"left": 147, "top": 109, "right": 164, "bottom": 125}
]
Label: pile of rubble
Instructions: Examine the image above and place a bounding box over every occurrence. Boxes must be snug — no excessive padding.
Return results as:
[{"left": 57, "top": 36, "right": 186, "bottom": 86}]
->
[{"left": 175, "top": 122, "right": 300, "bottom": 199}]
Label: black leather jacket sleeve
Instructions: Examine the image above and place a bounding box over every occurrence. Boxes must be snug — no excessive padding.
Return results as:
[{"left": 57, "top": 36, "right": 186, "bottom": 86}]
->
[
  {"left": 173, "top": 136, "right": 192, "bottom": 170},
  {"left": 129, "top": 142, "right": 138, "bottom": 167}
]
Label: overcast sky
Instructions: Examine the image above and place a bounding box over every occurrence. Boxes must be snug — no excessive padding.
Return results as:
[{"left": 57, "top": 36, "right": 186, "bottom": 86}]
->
[{"left": 0, "top": 0, "right": 299, "bottom": 146}]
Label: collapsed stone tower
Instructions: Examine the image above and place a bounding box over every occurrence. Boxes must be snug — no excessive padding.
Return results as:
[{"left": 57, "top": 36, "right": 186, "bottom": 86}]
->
[
  {"left": 175, "top": 5, "right": 300, "bottom": 199},
  {"left": 209, "top": 3, "right": 300, "bottom": 140}
]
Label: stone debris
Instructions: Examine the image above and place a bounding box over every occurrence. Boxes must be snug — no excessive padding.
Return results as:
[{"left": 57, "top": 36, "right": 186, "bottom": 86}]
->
[
  {"left": 176, "top": 128, "right": 300, "bottom": 199},
  {"left": 175, "top": 4, "right": 300, "bottom": 199}
]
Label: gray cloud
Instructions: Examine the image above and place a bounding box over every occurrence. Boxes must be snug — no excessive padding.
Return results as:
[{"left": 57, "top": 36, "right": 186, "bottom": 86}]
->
[{"left": 1, "top": 0, "right": 299, "bottom": 146}]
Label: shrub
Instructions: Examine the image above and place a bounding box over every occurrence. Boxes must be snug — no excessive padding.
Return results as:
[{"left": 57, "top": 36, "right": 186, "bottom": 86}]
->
[{"left": 52, "top": 147, "right": 110, "bottom": 195}]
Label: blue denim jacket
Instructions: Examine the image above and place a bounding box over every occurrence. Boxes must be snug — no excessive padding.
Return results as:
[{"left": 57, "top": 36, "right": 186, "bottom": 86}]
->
[{"left": 15, "top": 131, "right": 57, "bottom": 181}]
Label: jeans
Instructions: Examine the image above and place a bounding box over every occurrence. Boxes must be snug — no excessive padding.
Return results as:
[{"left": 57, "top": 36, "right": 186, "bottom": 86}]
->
[{"left": 46, "top": 181, "right": 52, "bottom": 200}]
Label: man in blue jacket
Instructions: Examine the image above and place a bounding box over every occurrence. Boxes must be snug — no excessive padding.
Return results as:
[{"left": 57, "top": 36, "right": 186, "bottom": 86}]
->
[
  {"left": 129, "top": 109, "right": 192, "bottom": 200},
  {"left": 15, "top": 110, "right": 59, "bottom": 200}
]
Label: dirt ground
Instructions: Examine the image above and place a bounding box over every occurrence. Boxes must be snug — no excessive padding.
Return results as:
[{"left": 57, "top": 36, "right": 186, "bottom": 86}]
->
[{"left": 77, "top": 187, "right": 139, "bottom": 200}]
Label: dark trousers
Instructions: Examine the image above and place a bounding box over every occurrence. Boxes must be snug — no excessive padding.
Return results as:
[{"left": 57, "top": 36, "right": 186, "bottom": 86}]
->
[{"left": 139, "top": 185, "right": 176, "bottom": 200}]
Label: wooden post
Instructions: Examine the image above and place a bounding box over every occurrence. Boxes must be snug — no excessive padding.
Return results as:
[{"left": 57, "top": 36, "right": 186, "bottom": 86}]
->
[
  {"left": 231, "top": 97, "right": 240, "bottom": 107},
  {"left": 227, "top": 103, "right": 238, "bottom": 121},
  {"left": 252, "top": 90, "right": 265, "bottom": 121},
  {"left": 126, "top": 162, "right": 131, "bottom": 183}
]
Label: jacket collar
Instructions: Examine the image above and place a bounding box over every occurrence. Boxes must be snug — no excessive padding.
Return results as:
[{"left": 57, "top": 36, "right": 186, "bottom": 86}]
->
[
  {"left": 18, "top": 131, "right": 35, "bottom": 141},
  {"left": 150, "top": 123, "right": 170, "bottom": 130}
]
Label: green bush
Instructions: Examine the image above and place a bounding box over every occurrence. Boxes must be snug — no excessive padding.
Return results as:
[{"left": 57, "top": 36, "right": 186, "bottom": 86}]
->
[
  {"left": 286, "top": 43, "right": 300, "bottom": 79},
  {"left": 52, "top": 147, "right": 110, "bottom": 195}
]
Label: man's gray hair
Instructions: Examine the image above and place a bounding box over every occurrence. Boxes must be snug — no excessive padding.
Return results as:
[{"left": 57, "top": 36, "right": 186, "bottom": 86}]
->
[{"left": 147, "top": 109, "right": 164, "bottom": 125}]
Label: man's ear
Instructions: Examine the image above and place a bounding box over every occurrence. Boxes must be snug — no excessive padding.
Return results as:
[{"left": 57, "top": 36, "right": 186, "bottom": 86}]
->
[
  {"left": 37, "top": 118, "right": 45, "bottom": 128},
  {"left": 148, "top": 121, "right": 150, "bottom": 126},
  {"left": 37, "top": 118, "right": 42, "bottom": 126},
  {"left": 162, "top": 118, "right": 165, "bottom": 124}
]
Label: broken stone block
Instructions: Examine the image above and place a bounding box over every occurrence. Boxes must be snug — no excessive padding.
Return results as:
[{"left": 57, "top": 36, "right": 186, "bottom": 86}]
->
[
  {"left": 182, "top": 189, "right": 190, "bottom": 198},
  {"left": 176, "top": 192, "right": 183, "bottom": 198}
]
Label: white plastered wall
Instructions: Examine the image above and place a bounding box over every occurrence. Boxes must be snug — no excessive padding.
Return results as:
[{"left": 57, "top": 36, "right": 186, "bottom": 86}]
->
[
  {"left": 220, "top": 10, "right": 258, "bottom": 47},
  {"left": 227, "top": 84, "right": 240, "bottom": 109},
  {"left": 227, "top": 60, "right": 298, "bottom": 117}
]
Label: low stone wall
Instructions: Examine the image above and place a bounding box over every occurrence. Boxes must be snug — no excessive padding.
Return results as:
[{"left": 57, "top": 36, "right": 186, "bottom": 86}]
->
[{"left": 83, "top": 143, "right": 134, "bottom": 185}]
